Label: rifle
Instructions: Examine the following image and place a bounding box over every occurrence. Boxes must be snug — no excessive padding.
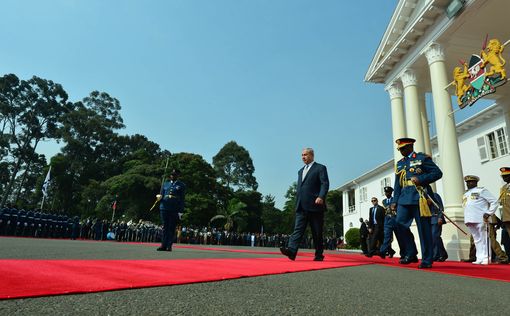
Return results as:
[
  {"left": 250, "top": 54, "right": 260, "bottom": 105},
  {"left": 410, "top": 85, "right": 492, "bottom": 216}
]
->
[{"left": 149, "top": 157, "right": 170, "bottom": 211}]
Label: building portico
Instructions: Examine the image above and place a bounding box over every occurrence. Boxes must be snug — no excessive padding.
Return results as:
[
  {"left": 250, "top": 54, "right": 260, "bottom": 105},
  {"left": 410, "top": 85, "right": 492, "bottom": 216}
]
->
[{"left": 363, "top": 0, "right": 510, "bottom": 260}]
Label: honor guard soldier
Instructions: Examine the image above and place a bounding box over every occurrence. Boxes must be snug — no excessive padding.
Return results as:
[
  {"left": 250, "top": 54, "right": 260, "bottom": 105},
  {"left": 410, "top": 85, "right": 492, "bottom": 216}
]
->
[
  {"left": 430, "top": 193, "right": 448, "bottom": 262},
  {"left": 377, "top": 186, "right": 402, "bottom": 259},
  {"left": 390, "top": 138, "right": 442, "bottom": 269},
  {"left": 156, "top": 169, "right": 186, "bottom": 252}
]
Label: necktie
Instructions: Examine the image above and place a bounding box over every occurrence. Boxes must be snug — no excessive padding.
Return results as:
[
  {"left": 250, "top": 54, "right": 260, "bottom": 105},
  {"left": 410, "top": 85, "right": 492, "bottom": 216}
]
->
[
  {"left": 302, "top": 164, "right": 309, "bottom": 180},
  {"left": 373, "top": 207, "right": 377, "bottom": 224}
]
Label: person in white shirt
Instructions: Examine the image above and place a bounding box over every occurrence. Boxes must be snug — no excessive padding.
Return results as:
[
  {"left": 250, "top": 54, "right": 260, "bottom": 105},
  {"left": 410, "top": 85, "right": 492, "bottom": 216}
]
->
[{"left": 462, "top": 175, "right": 498, "bottom": 265}]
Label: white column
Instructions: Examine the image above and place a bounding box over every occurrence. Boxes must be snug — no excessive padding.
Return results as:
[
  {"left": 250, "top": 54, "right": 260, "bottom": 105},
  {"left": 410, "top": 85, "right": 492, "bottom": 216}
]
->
[
  {"left": 418, "top": 92, "right": 432, "bottom": 155},
  {"left": 419, "top": 91, "right": 435, "bottom": 191},
  {"left": 424, "top": 43, "right": 468, "bottom": 260},
  {"left": 385, "top": 83, "right": 406, "bottom": 162},
  {"left": 401, "top": 69, "right": 425, "bottom": 153}
]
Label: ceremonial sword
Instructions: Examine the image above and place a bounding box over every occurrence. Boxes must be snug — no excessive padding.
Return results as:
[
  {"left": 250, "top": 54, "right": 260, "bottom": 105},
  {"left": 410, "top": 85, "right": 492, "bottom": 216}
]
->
[{"left": 149, "top": 157, "right": 170, "bottom": 211}]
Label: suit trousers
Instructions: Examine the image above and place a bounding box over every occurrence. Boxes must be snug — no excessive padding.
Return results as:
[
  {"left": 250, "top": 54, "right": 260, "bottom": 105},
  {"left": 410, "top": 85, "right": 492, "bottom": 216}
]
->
[
  {"left": 368, "top": 224, "right": 384, "bottom": 254},
  {"left": 160, "top": 210, "right": 178, "bottom": 249},
  {"left": 396, "top": 204, "right": 433, "bottom": 265},
  {"left": 288, "top": 209, "right": 324, "bottom": 256}
]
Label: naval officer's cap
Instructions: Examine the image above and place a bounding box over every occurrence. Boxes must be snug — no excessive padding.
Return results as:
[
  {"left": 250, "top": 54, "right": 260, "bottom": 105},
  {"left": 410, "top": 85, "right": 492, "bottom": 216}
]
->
[
  {"left": 500, "top": 167, "right": 510, "bottom": 176},
  {"left": 383, "top": 186, "right": 394, "bottom": 193},
  {"left": 463, "top": 175, "right": 480, "bottom": 182},
  {"left": 395, "top": 137, "right": 416, "bottom": 149}
]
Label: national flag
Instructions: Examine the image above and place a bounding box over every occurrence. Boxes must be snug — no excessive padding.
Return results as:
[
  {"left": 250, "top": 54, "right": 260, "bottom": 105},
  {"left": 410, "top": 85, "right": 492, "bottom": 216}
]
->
[
  {"left": 42, "top": 166, "right": 51, "bottom": 197},
  {"left": 112, "top": 200, "right": 117, "bottom": 211}
]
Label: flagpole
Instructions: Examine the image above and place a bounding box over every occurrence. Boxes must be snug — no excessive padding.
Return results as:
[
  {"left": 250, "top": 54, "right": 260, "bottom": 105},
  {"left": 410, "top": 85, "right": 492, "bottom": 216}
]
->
[
  {"left": 40, "top": 195, "right": 45, "bottom": 210},
  {"left": 111, "top": 196, "right": 118, "bottom": 222}
]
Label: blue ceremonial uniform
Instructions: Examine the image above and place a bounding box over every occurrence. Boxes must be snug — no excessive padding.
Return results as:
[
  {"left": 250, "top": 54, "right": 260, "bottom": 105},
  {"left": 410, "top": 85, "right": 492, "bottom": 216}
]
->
[
  {"left": 430, "top": 193, "right": 448, "bottom": 260},
  {"left": 379, "top": 196, "right": 404, "bottom": 257},
  {"left": 393, "top": 151, "right": 442, "bottom": 266},
  {"left": 159, "top": 179, "right": 185, "bottom": 250}
]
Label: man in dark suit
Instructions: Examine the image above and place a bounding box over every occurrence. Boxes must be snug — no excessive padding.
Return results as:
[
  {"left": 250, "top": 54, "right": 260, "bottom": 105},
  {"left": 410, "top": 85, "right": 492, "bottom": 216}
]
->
[
  {"left": 280, "top": 148, "right": 329, "bottom": 261},
  {"left": 367, "top": 197, "right": 385, "bottom": 257},
  {"left": 359, "top": 218, "right": 369, "bottom": 255}
]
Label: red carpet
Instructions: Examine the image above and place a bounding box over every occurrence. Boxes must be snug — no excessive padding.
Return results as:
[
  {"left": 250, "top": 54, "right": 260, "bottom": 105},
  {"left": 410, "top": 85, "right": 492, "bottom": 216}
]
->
[
  {"left": 2, "top": 246, "right": 510, "bottom": 300},
  {"left": 0, "top": 257, "right": 369, "bottom": 300},
  {"left": 333, "top": 252, "right": 510, "bottom": 283}
]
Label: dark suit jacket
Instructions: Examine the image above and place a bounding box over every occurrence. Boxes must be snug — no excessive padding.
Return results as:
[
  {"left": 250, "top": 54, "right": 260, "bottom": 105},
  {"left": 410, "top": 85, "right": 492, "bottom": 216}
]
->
[
  {"left": 368, "top": 205, "right": 385, "bottom": 229},
  {"left": 296, "top": 162, "right": 329, "bottom": 212}
]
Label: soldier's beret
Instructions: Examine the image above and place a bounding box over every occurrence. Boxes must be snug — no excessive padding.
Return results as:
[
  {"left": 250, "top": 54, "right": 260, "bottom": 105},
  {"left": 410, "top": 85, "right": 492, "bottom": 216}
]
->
[
  {"left": 464, "top": 175, "right": 480, "bottom": 182},
  {"left": 396, "top": 137, "right": 416, "bottom": 149},
  {"left": 384, "top": 186, "right": 394, "bottom": 193},
  {"left": 500, "top": 167, "right": 510, "bottom": 176}
]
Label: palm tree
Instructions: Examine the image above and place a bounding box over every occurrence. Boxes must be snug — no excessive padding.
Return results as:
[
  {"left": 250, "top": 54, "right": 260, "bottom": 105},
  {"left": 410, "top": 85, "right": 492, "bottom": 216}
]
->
[{"left": 210, "top": 198, "right": 247, "bottom": 231}]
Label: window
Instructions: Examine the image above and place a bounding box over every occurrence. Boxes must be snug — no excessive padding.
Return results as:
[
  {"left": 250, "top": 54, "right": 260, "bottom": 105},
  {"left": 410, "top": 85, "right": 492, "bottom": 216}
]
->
[
  {"left": 478, "top": 128, "right": 509, "bottom": 162},
  {"left": 380, "top": 177, "right": 391, "bottom": 195},
  {"left": 359, "top": 187, "right": 367, "bottom": 203}
]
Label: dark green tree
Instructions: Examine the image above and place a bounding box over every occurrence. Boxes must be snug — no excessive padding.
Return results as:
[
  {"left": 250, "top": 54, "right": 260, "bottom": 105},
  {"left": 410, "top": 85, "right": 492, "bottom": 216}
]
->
[
  {"left": 261, "top": 194, "right": 285, "bottom": 234},
  {"left": 233, "top": 190, "right": 263, "bottom": 233},
  {"left": 280, "top": 182, "right": 298, "bottom": 234},
  {"left": 212, "top": 141, "right": 258, "bottom": 191},
  {"left": 325, "top": 190, "right": 344, "bottom": 237},
  {"left": 0, "top": 74, "right": 70, "bottom": 207}
]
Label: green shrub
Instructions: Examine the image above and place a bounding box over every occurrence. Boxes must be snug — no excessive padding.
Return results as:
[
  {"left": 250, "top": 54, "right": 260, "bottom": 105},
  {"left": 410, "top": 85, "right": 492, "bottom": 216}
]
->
[{"left": 344, "top": 227, "right": 360, "bottom": 248}]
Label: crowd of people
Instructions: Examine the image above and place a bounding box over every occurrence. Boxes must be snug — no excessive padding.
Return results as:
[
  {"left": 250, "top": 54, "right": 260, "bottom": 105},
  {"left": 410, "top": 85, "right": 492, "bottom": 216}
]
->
[{"left": 0, "top": 206, "right": 341, "bottom": 251}]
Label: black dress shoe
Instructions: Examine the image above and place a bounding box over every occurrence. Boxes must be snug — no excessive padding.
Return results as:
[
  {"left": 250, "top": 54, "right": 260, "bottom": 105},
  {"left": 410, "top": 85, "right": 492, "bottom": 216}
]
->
[
  {"left": 388, "top": 251, "right": 395, "bottom": 258},
  {"left": 279, "top": 247, "right": 296, "bottom": 261},
  {"left": 156, "top": 246, "right": 167, "bottom": 251},
  {"left": 461, "top": 258, "right": 476, "bottom": 263},
  {"left": 400, "top": 256, "right": 419, "bottom": 264},
  {"left": 377, "top": 252, "right": 386, "bottom": 259},
  {"left": 313, "top": 255, "right": 324, "bottom": 261},
  {"left": 418, "top": 263, "right": 432, "bottom": 269}
]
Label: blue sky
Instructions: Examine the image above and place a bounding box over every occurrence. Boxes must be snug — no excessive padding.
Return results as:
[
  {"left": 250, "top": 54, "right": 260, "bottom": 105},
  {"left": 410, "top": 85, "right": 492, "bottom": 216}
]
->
[{"left": 1, "top": 0, "right": 491, "bottom": 209}]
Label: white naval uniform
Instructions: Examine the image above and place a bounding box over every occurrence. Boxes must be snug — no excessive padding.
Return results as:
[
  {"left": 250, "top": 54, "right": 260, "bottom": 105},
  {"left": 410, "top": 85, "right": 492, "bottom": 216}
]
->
[{"left": 463, "top": 187, "right": 498, "bottom": 264}]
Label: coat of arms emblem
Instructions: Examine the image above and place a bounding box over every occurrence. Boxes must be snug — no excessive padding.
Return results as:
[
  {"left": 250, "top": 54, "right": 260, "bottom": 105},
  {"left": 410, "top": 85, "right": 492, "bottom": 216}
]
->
[{"left": 451, "top": 37, "right": 508, "bottom": 109}]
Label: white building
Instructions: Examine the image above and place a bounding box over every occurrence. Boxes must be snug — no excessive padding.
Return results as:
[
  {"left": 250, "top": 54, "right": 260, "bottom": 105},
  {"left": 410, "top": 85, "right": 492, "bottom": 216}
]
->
[
  {"left": 343, "top": 0, "right": 510, "bottom": 260},
  {"left": 339, "top": 104, "right": 510, "bottom": 254}
]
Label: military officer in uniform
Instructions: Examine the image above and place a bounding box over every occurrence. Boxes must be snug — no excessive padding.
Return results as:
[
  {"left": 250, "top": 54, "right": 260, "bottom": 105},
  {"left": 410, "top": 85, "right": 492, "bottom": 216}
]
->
[
  {"left": 463, "top": 175, "right": 498, "bottom": 265},
  {"left": 430, "top": 192, "right": 448, "bottom": 262},
  {"left": 377, "top": 186, "right": 402, "bottom": 259},
  {"left": 390, "top": 138, "right": 442, "bottom": 269},
  {"left": 500, "top": 167, "right": 510, "bottom": 241},
  {"left": 156, "top": 169, "right": 186, "bottom": 251}
]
